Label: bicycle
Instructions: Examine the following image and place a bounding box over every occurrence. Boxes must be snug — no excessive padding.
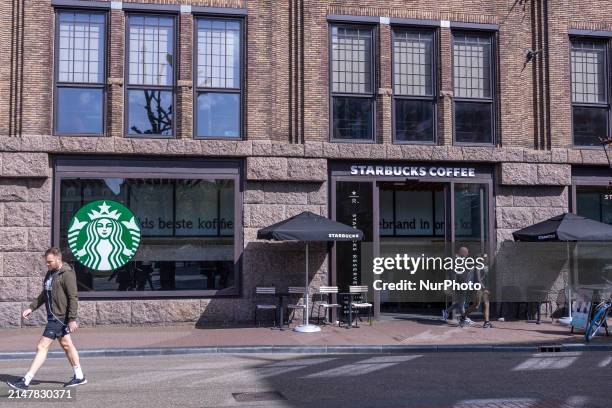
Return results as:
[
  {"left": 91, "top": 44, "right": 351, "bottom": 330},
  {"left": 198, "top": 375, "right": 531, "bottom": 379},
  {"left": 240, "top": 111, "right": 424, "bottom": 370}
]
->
[{"left": 584, "top": 278, "right": 612, "bottom": 342}]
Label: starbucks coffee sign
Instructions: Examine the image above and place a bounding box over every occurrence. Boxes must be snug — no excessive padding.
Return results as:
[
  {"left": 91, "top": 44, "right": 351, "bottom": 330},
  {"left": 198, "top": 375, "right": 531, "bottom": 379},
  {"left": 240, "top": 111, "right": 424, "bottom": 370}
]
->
[
  {"left": 68, "top": 200, "right": 141, "bottom": 271},
  {"left": 350, "top": 165, "right": 476, "bottom": 178}
]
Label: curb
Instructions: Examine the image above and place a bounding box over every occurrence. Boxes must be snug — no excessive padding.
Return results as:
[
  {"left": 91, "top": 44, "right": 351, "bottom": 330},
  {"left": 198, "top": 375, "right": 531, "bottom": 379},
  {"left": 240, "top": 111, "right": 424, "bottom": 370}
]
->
[{"left": 1, "top": 343, "right": 611, "bottom": 359}]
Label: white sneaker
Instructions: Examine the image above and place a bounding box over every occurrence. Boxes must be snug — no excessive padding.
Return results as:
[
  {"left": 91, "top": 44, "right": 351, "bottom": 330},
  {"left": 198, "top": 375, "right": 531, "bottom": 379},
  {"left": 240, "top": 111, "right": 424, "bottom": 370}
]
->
[
  {"left": 464, "top": 317, "right": 475, "bottom": 325},
  {"left": 497, "top": 317, "right": 505, "bottom": 322}
]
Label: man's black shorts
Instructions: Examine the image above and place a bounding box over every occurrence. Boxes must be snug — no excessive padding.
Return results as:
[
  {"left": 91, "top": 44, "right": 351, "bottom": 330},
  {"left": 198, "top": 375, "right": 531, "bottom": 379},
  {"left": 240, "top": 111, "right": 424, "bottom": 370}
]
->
[{"left": 42, "top": 318, "right": 70, "bottom": 339}]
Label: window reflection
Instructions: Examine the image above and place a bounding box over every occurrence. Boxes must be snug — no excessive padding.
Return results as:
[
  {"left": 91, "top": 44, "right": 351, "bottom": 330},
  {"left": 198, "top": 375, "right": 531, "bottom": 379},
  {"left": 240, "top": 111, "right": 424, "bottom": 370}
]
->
[{"left": 60, "top": 178, "right": 235, "bottom": 293}]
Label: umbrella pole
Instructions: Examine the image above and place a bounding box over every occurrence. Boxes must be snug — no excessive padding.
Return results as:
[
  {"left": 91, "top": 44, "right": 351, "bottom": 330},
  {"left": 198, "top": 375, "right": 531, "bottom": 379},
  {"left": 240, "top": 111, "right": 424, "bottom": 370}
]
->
[
  {"left": 294, "top": 242, "right": 321, "bottom": 333},
  {"left": 305, "top": 242, "right": 309, "bottom": 325}
]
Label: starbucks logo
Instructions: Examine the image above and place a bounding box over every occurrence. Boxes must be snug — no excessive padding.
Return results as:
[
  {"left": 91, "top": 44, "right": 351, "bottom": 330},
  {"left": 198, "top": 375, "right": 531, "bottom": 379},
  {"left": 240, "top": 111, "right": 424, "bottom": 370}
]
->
[{"left": 68, "top": 200, "right": 141, "bottom": 271}]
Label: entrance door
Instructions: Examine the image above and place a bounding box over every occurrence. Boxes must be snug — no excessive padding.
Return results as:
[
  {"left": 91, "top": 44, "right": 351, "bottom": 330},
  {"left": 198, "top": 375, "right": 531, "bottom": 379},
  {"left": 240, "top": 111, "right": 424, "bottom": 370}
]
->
[{"left": 378, "top": 181, "right": 449, "bottom": 314}]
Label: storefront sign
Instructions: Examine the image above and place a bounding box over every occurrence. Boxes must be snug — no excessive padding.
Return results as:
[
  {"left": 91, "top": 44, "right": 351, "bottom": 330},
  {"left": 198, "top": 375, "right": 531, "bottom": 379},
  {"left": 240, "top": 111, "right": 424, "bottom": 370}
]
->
[
  {"left": 350, "top": 165, "right": 476, "bottom": 178},
  {"left": 68, "top": 200, "right": 141, "bottom": 271}
]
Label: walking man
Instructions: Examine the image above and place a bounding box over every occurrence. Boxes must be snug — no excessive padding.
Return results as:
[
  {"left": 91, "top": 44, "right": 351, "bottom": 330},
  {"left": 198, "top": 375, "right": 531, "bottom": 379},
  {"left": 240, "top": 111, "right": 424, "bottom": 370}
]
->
[
  {"left": 442, "top": 247, "right": 473, "bottom": 327},
  {"left": 465, "top": 253, "right": 494, "bottom": 328},
  {"left": 7, "top": 247, "right": 87, "bottom": 390}
]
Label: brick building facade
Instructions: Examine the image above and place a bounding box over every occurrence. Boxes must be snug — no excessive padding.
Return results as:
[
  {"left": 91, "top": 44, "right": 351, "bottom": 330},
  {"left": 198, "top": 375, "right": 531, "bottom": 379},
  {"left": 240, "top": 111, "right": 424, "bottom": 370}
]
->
[{"left": 0, "top": 0, "right": 611, "bottom": 327}]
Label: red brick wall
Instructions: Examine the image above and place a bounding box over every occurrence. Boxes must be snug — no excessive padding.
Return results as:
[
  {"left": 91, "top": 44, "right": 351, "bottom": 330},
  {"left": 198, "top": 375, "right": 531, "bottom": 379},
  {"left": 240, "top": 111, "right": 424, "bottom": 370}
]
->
[{"left": 0, "top": 0, "right": 610, "bottom": 150}]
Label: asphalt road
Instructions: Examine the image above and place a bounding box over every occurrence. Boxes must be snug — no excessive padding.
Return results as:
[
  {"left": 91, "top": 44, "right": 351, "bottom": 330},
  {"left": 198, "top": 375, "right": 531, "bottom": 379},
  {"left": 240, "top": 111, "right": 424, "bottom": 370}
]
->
[{"left": 0, "top": 351, "right": 610, "bottom": 408}]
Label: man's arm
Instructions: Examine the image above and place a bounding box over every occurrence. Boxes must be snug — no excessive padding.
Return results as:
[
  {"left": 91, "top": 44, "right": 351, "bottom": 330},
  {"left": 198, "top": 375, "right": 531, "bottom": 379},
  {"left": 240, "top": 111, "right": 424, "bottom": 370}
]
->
[
  {"left": 64, "top": 269, "right": 79, "bottom": 322},
  {"left": 28, "top": 291, "right": 45, "bottom": 312}
]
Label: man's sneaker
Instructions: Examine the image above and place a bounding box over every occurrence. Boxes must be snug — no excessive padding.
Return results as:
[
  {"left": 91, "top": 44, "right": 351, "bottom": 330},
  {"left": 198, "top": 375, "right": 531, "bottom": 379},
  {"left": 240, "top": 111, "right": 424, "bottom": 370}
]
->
[
  {"left": 458, "top": 318, "right": 467, "bottom": 328},
  {"left": 64, "top": 376, "right": 87, "bottom": 387},
  {"left": 441, "top": 309, "right": 449, "bottom": 321},
  {"left": 483, "top": 321, "right": 494, "bottom": 329},
  {"left": 6, "top": 378, "right": 29, "bottom": 390},
  {"left": 464, "top": 317, "right": 475, "bottom": 325}
]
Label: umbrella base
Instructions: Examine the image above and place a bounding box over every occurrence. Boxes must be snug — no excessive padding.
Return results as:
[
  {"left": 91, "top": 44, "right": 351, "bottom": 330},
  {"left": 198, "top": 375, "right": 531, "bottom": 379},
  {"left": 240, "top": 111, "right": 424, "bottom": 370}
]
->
[{"left": 294, "top": 324, "right": 321, "bottom": 333}]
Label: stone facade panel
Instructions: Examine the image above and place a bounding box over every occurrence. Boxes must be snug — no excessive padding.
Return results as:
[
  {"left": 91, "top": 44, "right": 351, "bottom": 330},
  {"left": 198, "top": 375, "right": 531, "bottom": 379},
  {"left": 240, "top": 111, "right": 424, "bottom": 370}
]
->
[
  {"left": 2, "top": 252, "right": 44, "bottom": 277},
  {"left": 0, "top": 179, "right": 28, "bottom": 202},
  {"left": 287, "top": 158, "right": 327, "bottom": 181},
  {"left": 27, "top": 227, "right": 51, "bottom": 251},
  {"left": 0, "top": 277, "right": 28, "bottom": 301},
  {"left": 131, "top": 300, "right": 165, "bottom": 324},
  {"left": 246, "top": 157, "right": 288, "bottom": 180},
  {"left": 161, "top": 300, "right": 200, "bottom": 323},
  {"left": 0, "top": 228, "right": 28, "bottom": 251},
  {"left": 244, "top": 204, "right": 287, "bottom": 228},
  {"left": 96, "top": 301, "right": 132, "bottom": 325},
  {"left": 499, "top": 163, "right": 537, "bottom": 185},
  {"left": 497, "top": 207, "right": 534, "bottom": 229},
  {"left": 0, "top": 302, "right": 22, "bottom": 327},
  {"left": 536, "top": 164, "right": 571, "bottom": 185},
  {"left": 2, "top": 153, "right": 48, "bottom": 177},
  {"left": 4, "top": 202, "right": 43, "bottom": 226}
]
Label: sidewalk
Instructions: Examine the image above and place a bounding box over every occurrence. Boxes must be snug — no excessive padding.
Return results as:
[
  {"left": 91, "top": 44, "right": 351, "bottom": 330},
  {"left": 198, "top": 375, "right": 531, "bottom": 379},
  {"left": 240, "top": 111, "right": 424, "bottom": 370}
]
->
[{"left": 1, "top": 317, "right": 610, "bottom": 356}]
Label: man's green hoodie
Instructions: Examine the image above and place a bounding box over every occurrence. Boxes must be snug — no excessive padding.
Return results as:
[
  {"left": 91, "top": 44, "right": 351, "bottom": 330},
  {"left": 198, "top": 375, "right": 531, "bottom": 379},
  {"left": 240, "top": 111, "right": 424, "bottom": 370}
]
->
[{"left": 29, "top": 263, "right": 78, "bottom": 322}]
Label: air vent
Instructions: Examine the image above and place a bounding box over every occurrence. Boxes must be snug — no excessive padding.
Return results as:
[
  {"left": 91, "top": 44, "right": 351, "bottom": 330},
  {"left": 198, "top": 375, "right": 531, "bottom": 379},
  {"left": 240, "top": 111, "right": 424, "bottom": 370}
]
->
[
  {"left": 539, "top": 345, "right": 562, "bottom": 353},
  {"left": 232, "top": 391, "right": 287, "bottom": 402}
]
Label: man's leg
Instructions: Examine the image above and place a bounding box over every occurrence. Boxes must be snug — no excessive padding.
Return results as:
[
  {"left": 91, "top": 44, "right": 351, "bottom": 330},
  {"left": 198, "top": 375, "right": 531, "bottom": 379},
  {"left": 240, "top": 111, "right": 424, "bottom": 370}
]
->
[
  {"left": 59, "top": 334, "right": 85, "bottom": 382},
  {"left": 14, "top": 336, "right": 54, "bottom": 387},
  {"left": 59, "top": 334, "right": 80, "bottom": 367},
  {"left": 465, "top": 291, "right": 482, "bottom": 318}
]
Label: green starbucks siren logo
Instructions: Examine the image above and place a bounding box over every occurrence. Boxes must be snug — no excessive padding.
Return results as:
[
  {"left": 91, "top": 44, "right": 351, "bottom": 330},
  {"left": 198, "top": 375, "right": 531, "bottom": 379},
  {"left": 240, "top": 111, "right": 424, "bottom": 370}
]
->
[{"left": 68, "top": 200, "right": 141, "bottom": 271}]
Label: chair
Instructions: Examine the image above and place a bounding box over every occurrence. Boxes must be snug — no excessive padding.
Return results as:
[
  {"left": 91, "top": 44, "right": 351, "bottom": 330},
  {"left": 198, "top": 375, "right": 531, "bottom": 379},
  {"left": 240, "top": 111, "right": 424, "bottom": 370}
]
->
[
  {"left": 349, "top": 285, "right": 373, "bottom": 326},
  {"left": 286, "top": 286, "right": 307, "bottom": 326},
  {"left": 313, "top": 286, "right": 341, "bottom": 326},
  {"left": 498, "top": 285, "right": 527, "bottom": 321},
  {"left": 254, "top": 287, "right": 277, "bottom": 327},
  {"left": 527, "top": 286, "right": 553, "bottom": 324}
]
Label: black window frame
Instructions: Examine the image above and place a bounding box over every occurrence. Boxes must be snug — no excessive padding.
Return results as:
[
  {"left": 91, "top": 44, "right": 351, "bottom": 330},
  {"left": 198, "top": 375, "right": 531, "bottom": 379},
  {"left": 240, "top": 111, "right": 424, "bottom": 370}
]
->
[
  {"left": 329, "top": 23, "right": 377, "bottom": 143},
  {"left": 570, "top": 37, "right": 610, "bottom": 148},
  {"left": 193, "top": 15, "right": 245, "bottom": 140},
  {"left": 53, "top": 156, "right": 244, "bottom": 299},
  {"left": 451, "top": 30, "right": 497, "bottom": 146},
  {"left": 124, "top": 12, "right": 178, "bottom": 138},
  {"left": 391, "top": 26, "right": 437, "bottom": 145},
  {"left": 53, "top": 8, "right": 108, "bottom": 137}
]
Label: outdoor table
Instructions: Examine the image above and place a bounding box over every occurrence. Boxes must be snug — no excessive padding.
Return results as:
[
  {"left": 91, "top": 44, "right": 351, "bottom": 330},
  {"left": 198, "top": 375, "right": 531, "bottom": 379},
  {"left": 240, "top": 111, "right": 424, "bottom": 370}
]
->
[
  {"left": 272, "top": 292, "right": 300, "bottom": 330},
  {"left": 337, "top": 292, "right": 359, "bottom": 329}
]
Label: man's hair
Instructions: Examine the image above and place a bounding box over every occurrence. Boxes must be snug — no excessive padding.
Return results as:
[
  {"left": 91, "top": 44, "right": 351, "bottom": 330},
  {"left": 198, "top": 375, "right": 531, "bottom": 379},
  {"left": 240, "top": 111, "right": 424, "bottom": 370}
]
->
[{"left": 44, "top": 247, "right": 62, "bottom": 259}]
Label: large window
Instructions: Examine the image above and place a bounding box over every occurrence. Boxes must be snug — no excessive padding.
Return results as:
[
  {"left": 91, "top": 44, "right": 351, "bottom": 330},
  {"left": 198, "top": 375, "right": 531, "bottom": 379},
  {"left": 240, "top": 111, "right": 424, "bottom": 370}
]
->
[
  {"left": 55, "top": 160, "right": 241, "bottom": 297},
  {"left": 126, "top": 15, "right": 175, "bottom": 136},
  {"left": 54, "top": 11, "right": 106, "bottom": 135},
  {"left": 331, "top": 25, "right": 375, "bottom": 141},
  {"left": 571, "top": 40, "right": 608, "bottom": 146},
  {"left": 393, "top": 29, "right": 435, "bottom": 143},
  {"left": 576, "top": 185, "right": 612, "bottom": 224},
  {"left": 453, "top": 32, "right": 494, "bottom": 144},
  {"left": 196, "top": 18, "right": 242, "bottom": 138}
]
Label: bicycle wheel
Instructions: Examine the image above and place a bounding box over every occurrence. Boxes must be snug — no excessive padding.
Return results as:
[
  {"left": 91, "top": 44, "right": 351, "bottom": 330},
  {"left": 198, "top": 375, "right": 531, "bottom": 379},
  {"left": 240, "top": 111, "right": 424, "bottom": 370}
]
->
[{"left": 585, "top": 306, "right": 608, "bottom": 342}]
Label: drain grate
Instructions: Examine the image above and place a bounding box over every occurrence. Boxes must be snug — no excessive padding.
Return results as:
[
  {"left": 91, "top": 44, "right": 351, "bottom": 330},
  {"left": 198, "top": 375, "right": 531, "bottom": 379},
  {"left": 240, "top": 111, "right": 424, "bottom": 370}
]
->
[
  {"left": 539, "top": 345, "right": 562, "bottom": 353},
  {"left": 232, "top": 391, "right": 287, "bottom": 402}
]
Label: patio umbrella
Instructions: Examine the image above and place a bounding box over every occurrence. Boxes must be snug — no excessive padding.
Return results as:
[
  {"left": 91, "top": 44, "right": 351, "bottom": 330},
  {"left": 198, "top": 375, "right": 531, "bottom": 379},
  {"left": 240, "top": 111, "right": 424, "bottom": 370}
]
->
[
  {"left": 512, "top": 213, "right": 612, "bottom": 242},
  {"left": 512, "top": 213, "right": 612, "bottom": 321},
  {"left": 257, "top": 211, "right": 364, "bottom": 333}
]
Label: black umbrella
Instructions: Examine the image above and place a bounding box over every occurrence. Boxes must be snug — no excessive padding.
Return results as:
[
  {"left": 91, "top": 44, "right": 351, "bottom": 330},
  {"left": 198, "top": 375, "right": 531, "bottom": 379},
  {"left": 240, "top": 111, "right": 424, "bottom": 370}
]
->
[
  {"left": 257, "top": 211, "right": 364, "bottom": 241},
  {"left": 512, "top": 213, "right": 612, "bottom": 241},
  {"left": 257, "top": 211, "right": 364, "bottom": 332},
  {"left": 512, "top": 212, "right": 612, "bottom": 323}
]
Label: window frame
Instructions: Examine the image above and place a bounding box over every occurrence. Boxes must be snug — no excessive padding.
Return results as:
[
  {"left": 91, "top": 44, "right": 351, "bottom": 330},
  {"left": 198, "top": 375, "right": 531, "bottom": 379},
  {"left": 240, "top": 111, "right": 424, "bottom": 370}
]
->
[
  {"left": 570, "top": 37, "right": 611, "bottom": 148},
  {"left": 328, "top": 23, "right": 377, "bottom": 143},
  {"left": 53, "top": 156, "right": 244, "bottom": 299},
  {"left": 391, "top": 26, "right": 438, "bottom": 145},
  {"left": 53, "top": 8, "right": 108, "bottom": 137},
  {"left": 193, "top": 15, "right": 245, "bottom": 140},
  {"left": 451, "top": 29, "right": 497, "bottom": 146},
  {"left": 124, "top": 12, "right": 178, "bottom": 139}
]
